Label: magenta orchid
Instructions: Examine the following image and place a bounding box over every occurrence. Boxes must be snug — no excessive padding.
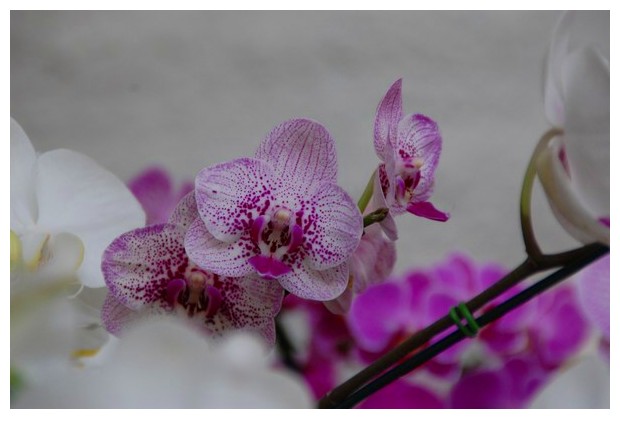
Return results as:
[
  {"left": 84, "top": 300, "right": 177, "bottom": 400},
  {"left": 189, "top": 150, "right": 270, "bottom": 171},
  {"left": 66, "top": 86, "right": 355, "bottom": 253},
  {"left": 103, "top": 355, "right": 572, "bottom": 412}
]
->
[
  {"left": 101, "top": 192, "right": 284, "bottom": 345},
  {"left": 346, "top": 253, "right": 590, "bottom": 407},
  {"left": 371, "top": 79, "right": 449, "bottom": 239},
  {"left": 185, "top": 119, "right": 363, "bottom": 301}
]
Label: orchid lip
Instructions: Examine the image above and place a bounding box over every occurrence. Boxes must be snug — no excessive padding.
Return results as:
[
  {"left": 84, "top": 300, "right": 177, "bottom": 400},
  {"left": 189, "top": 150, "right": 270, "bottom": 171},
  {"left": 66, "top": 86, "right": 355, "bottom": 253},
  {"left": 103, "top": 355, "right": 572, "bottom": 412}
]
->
[
  {"left": 165, "top": 268, "right": 221, "bottom": 318},
  {"left": 248, "top": 207, "right": 303, "bottom": 278}
]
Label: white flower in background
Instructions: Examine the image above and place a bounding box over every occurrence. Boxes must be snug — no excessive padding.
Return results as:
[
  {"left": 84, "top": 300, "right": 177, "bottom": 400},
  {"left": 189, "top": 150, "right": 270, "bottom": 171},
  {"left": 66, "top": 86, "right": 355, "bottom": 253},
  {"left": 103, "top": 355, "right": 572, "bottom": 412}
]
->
[
  {"left": 13, "top": 317, "right": 313, "bottom": 408},
  {"left": 10, "top": 118, "right": 145, "bottom": 389},
  {"left": 10, "top": 118, "right": 146, "bottom": 288},
  {"left": 537, "top": 11, "right": 609, "bottom": 245}
]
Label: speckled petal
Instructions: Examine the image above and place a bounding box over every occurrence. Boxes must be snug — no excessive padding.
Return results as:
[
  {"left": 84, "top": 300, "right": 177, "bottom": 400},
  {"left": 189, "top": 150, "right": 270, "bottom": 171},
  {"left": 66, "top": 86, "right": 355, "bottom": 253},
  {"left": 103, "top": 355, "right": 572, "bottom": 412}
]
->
[
  {"left": 304, "top": 182, "right": 362, "bottom": 271},
  {"left": 169, "top": 191, "right": 199, "bottom": 231},
  {"left": 396, "top": 113, "right": 442, "bottom": 198},
  {"left": 195, "top": 158, "right": 275, "bottom": 242},
  {"left": 102, "top": 224, "right": 188, "bottom": 310},
  {"left": 256, "top": 119, "right": 337, "bottom": 192},
  {"left": 184, "top": 218, "right": 254, "bottom": 277},
  {"left": 279, "top": 261, "right": 348, "bottom": 301},
  {"left": 212, "top": 275, "right": 284, "bottom": 345},
  {"left": 374, "top": 79, "right": 403, "bottom": 161},
  {"left": 101, "top": 293, "right": 147, "bottom": 336}
]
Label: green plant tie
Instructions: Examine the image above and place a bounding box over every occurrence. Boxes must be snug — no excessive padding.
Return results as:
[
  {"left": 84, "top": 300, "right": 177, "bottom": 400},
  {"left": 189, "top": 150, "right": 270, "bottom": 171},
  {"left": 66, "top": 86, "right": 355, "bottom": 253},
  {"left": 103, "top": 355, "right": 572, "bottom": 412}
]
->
[{"left": 449, "top": 302, "right": 480, "bottom": 338}]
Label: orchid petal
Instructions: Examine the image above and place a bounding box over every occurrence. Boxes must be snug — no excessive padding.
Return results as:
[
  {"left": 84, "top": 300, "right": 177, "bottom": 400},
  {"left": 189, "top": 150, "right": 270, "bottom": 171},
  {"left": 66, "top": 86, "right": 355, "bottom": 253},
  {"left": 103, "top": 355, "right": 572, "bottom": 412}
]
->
[
  {"left": 279, "top": 261, "right": 348, "bottom": 301},
  {"left": 348, "top": 281, "right": 408, "bottom": 352},
  {"left": 537, "top": 138, "right": 609, "bottom": 245},
  {"left": 544, "top": 11, "right": 609, "bottom": 127},
  {"left": 256, "top": 119, "right": 337, "bottom": 192},
  {"left": 101, "top": 292, "right": 146, "bottom": 336},
  {"left": 305, "top": 182, "right": 362, "bottom": 270},
  {"left": 374, "top": 79, "right": 403, "bottom": 161},
  {"left": 195, "top": 158, "right": 275, "bottom": 242},
  {"left": 577, "top": 254, "right": 609, "bottom": 339},
  {"left": 396, "top": 113, "right": 442, "bottom": 197},
  {"left": 35, "top": 149, "right": 145, "bottom": 287},
  {"left": 102, "top": 224, "right": 187, "bottom": 310},
  {"left": 562, "top": 47, "right": 609, "bottom": 221},
  {"left": 323, "top": 285, "right": 353, "bottom": 315},
  {"left": 214, "top": 275, "right": 284, "bottom": 345},
  {"left": 127, "top": 167, "right": 174, "bottom": 225},
  {"left": 184, "top": 218, "right": 253, "bottom": 277},
  {"left": 39, "top": 232, "right": 85, "bottom": 279},
  {"left": 348, "top": 224, "right": 396, "bottom": 294},
  {"left": 10, "top": 118, "right": 38, "bottom": 232},
  {"left": 407, "top": 201, "right": 450, "bottom": 222},
  {"left": 169, "top": 191, "right": 199, "bottom": 231}
]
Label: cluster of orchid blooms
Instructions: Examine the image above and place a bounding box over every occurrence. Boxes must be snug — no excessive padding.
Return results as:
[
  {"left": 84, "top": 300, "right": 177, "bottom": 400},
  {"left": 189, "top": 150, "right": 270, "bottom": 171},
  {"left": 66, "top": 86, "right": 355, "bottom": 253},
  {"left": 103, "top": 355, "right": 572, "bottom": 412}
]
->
[
  {"left": 100, "top": 78, "right": 449, "bottom": 346},
  {"left": 10, "top": 11, "right": 609, "bottom": 408}
]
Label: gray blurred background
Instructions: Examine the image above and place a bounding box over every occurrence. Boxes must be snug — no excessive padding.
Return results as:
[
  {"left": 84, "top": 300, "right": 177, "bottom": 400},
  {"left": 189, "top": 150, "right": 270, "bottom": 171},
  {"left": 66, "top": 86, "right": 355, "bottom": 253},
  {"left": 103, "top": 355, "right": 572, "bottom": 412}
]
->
[{"left": 10, "top": 11, "right": 608, "bottom": 407}]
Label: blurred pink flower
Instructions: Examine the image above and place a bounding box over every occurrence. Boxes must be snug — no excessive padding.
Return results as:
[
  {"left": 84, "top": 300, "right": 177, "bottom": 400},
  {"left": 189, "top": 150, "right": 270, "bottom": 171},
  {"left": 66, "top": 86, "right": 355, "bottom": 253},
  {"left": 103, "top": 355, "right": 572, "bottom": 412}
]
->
[
  {"left": 128, "top": 166, "right": 193, "bottom": 226},
  {"left": 346, "top": 253, "right": 590, "bottom": 407}
]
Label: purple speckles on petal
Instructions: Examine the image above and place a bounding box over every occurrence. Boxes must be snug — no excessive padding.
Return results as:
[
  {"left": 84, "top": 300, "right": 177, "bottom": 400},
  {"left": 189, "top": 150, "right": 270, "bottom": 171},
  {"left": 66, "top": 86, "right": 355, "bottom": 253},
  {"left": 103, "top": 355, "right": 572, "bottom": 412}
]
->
[
  {"left": 101, "top": 223, "right": 189, "bottom": 310},
  {"left": 305, "top": 182, "right": 363, "bottom": 270},
  {"left": 195, "top": 157, "right": 276, "bottom": 242}
]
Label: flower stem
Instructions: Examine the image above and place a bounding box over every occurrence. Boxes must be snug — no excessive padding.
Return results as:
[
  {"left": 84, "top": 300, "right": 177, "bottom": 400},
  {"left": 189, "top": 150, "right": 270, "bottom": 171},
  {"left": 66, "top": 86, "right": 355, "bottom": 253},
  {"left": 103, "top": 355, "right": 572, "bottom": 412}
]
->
[
  {"left": 357, "top": 171, "right": 376, "bottom": 213},
  {"left": 520, "top": 128, "right": 562, "bottom": 261},
  {"left": 332, "top": 243, "right": 608, "bottom": 408},
  {"left": 363, "top": 208, "right": 389, "bottom": 228}
]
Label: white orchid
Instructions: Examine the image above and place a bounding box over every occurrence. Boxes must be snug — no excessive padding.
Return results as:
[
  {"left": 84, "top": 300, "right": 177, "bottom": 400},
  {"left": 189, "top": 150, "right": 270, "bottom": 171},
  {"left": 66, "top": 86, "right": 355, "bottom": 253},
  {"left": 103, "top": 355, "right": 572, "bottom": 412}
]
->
[
  {"left": 13, "top": 317, "right": 313, "bottom": 408},
  {"left": 10, "top": 118, "right": 146, "bottom": 288},
  {"left": 10, "top": 118, "right": 145, "bottom": 389},
  {"left": 537, "top": 11, "right": 609, "bottom": 245}
]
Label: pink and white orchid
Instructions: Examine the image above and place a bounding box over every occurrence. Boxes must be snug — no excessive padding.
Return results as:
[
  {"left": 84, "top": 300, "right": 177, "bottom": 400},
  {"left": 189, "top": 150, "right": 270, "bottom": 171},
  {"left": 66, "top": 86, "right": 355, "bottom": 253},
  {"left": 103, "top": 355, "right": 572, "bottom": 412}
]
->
[
  {"left": 537, "top": 11, "right": 609, "bottom": 245},
  {"left": 101, "top": 192, "right": 284, "bottom": 345},
  {"left": 372, "top": 79, "right": 449, "bottom": 240},
  {"left": 186, "top": 118, "right": 363, "bottom": 301}
]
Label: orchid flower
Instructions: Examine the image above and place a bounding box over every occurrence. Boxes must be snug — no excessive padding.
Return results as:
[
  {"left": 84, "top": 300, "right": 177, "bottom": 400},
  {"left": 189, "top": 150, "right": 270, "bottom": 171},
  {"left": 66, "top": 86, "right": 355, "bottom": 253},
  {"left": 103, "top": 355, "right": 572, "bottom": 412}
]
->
[
  {"left": 128, "top": 166, "right": 193, "bottom": 225},
  {"left": 185, "top": 118, "right": 363, "bottom": 301},
  {"left": 10, "top": 118, "right": 146, "bottom": 288},
  {"left": 13, "top": 318, "right": 313, "bottom": 408},
  {"left": 346, "top": 253, "right": 589, "bottom": 407},
  {"left": 537, "top": 11, "right": 609, "bottom": 245},
  {"left": 101, "top": 191, "right": 284, "bottom": 345},
  {"left": 10, "top": 118, "right": 142, "bottom": 389},
  {"left": 371, "top": 79, "right": 449, "bottom": 240},
  {"left": 324, "top": 223, "right": 396, "bottom": 314}
]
